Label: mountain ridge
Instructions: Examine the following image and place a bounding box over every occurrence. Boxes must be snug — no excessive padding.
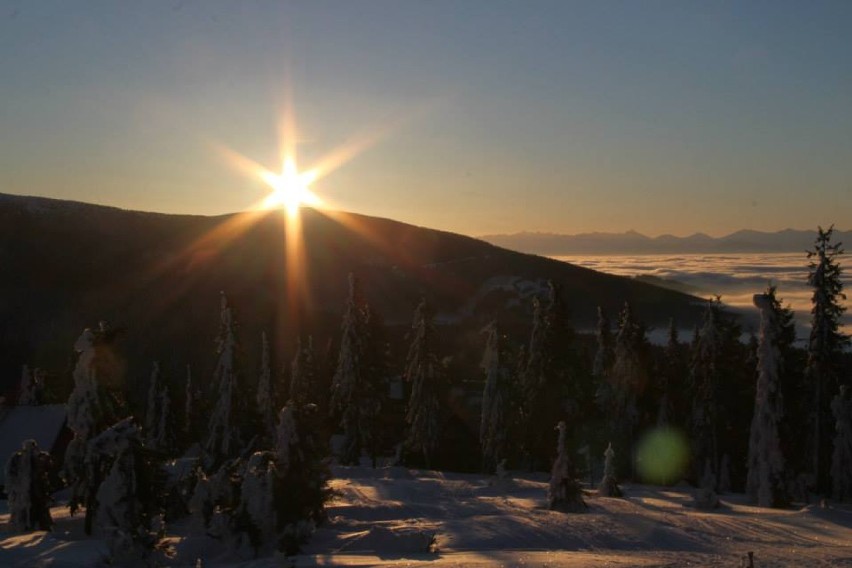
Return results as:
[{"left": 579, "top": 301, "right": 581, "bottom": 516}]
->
[
  {"left": 481, "top": 227, "right": 851, "bottom": 255},
  {"left": 0, "top": 192, "right": 708, "bottom": 393}
]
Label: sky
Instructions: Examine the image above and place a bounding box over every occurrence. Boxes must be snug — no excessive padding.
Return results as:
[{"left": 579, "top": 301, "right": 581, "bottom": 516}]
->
[{"left": 1, "top": 1, "right": 851, "bottom": 237}]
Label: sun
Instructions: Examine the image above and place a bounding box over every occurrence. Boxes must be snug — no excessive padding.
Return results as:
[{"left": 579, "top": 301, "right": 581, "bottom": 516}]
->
[{"left": 259, "top": 157, "right": 321, "bottom": 216}]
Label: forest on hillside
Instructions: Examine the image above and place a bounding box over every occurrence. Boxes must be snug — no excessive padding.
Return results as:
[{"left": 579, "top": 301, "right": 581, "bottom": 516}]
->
[{"left": 2, "top": 226, "right": 851, "bottom": 563}]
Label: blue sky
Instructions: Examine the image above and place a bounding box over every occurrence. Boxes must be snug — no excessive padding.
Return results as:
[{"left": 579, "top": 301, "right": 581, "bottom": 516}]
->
[{"left": 1, "top": 1, "right": 850, "bottom": 235}]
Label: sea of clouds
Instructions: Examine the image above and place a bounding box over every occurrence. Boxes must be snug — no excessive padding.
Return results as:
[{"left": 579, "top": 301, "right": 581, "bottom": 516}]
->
[{"left": 555, "top": 253, "right": 850, "bottom": 343}]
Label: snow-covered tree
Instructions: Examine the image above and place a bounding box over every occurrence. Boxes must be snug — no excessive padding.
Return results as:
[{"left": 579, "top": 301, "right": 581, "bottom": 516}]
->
[
  {"left": 657, "top": 319, "right": 682, "bottom": 427},
  {"left": 598, "top": 442, "right": 622, "bottom": 497},
  {"left": 273, "top": 402, "right": 331, "bottom": 554},
  {"left": 330, "top": 274, "right": 385, "bottom": 466},
  {"left": 236, "top": 451, "right": 278, "bottom": 553},
  {"left": 257, "top": 332, "right": 276, "bottom": 442},
  {"left": 548, "top": 421, "right": 585, "bottom": 511},
  {"left": 608, "top": 302, "right": 648, "bottom": 460},
  {"left": 63, "top": 324, "right": 121, "bottom": 517},
  {"left": 205, "top": 292, "right": 247, "bottom": 465},
  {"left": 289, "top": 336, "right": 316, "bottom": 408},
  {"left": 404, "top": 298, "right": 443, "bottom": 467},
  {"left": 480, "top": 321, "right": 512, "bottom": 472},
  {"left": 746, "top": 289, "right": 789, "bottom": 508},
  {"left": 805, "top": 226, "right": 849, "bottom": 492},
  {"left": 694, "top": 459, "right": 720, "bottom": 510},
  {"left": 153, "top": 385, "right": 175, "bottom": 454},
  {"left": 88, "top": 418, "right": 163, "bottom": 560},
  {"left": 689, "top": 300, "right": 725, "bottom": 481},
  {"left": 17, "top": 365, "right": 43, "bottom": 406},
  {"left": 831, "top": 386, "right": 852, "bottom": 502},
  {"left": 145, "top": 362, "right": 161, "bottom": 447},
  {"left": 522, "top": 281, "right": 577, "bottom": 471},
  {"left": 5, "top": 440, "right": 53, "bottom": 531},
  {"left": 592, "top": 307, "right": 613, "bottom": 380}
]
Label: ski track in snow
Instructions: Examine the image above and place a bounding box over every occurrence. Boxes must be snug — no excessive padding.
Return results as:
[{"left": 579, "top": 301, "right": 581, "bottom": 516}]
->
[{"left": 2, "top": 466, "right": 852, "bottom": 566}]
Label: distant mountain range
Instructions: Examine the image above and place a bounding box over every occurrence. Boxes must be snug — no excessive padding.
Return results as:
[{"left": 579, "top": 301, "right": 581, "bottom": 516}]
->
[
  {"left": 0, "top": 193, "right": 708, "bottom": 394},
  {"left": 480, "top": 228, "right": 852, "bottom": 256}
]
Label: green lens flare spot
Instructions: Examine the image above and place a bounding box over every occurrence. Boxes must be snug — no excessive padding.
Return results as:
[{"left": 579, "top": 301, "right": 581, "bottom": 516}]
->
[{"left": 636, "top": 428, "right": 689, "bottom": 485}]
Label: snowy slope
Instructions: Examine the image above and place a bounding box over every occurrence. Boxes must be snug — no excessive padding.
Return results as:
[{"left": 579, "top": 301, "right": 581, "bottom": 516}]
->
[{"left": 2, "top": 466, "right": 852, "bottom": 567}]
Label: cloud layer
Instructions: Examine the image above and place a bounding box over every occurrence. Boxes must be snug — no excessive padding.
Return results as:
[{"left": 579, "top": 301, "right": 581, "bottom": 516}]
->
[{"left": 556, "top": 253, "right": 850, "bottom": 341}]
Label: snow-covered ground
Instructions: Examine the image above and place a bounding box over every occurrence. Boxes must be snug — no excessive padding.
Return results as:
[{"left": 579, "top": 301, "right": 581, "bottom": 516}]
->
[{"left": 2, "top": 466, "right": 851, "bottom": 567}]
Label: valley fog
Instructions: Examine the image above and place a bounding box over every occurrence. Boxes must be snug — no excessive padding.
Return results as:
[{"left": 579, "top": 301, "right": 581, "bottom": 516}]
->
[{"left": 555, "top": 252, "right": 851, "bottom": 341}]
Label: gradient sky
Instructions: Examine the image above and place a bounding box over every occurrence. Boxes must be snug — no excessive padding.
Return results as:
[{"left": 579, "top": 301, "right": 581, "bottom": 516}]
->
[{"left": 1, "top": 1, "right": 850, "bottom": 237}]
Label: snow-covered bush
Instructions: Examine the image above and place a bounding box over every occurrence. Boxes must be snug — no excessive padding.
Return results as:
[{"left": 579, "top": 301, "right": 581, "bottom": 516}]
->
[
  {"left": 693, "top": 460, "right": 720, "bottom": 510},
  {"left": 17, "top": 365, "right": 44, "bottom": 406},
  {"left": 598, "top": 443, "right": 622, "bottom": 498},
  {"left": 5, "top": 439, "right": 53, "bottom": 531},
  {"left": 548, "top": 421, "right": 585, "bottom": 512}
]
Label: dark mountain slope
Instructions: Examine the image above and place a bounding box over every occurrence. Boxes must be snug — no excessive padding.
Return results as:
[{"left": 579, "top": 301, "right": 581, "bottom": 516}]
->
[{"left": 0, "top": 193, "right": 707, "bottom": 390}]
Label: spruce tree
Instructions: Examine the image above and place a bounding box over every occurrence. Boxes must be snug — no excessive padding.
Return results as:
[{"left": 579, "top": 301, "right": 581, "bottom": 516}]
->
[
  {"left": 480, "top": 320, "right": 511, "bottom": 473},
  {"left": 656, "top": 318, "right": 682, "bottom": 427},
  {"left": 5, "top": 440, "right": 53, "bottom": 531},
  {"left": 17, "top": 365, "right": 42, "bottom": 406},
  {"left": 831, "top": 386, "right": 852, "bottom": 502},
  {"left": 609, "top": 303, "right": 647, "bottom": 452},
  {"left": 521, "top": 281, "right": 577, "bottom": 471},
  {"left": 592, "top": 307, "right": 613, "bottom": 381},
  {"left": 805, "top": 226, "right": 849, "bottom": 492},
  {"left": 289, "top": 336, "right": 316, "bottom": 408},
  {"left": 205, "top": 292, "right": 247, "bottom": 465},
  {"left": 63, "top": 324, "right": 122, "bottom": 519},
  {"left": 746, "top": 289, "right": 789, "bottom": 507},
  {"left": 330, "top": 274, "right": 384, "bottom": 466},
  {"left": 144, "top": 362, "right": 161, "bottom": 448},
  {"left": 689, "top": 300, "right": 724, "bottom": 482},
  {"left": 88, "top": 418, "right": 163, "bottom": 561},
  {"left": 404, "top": 299, "right": 443, "bottom": 467},
  {"left": 548, "top": 421, "right": 585, "bottom": 511},
  {"left": 598, "top": 442, "right": 623, "bottom": 497},
  {"left": 257, "top": 331, "right": 276, "bottom": 442}
]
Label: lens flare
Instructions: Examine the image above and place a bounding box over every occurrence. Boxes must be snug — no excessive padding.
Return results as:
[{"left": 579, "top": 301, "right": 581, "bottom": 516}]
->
[{"left": 636, "top": 427, "right": 690, "bottom": 485}]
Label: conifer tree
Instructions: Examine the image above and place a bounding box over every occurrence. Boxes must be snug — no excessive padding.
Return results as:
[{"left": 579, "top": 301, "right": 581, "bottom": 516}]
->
[
  {"left": 205, "top": 292, "right": 247, "bottom": 465},
  {"left": 746, "top": 289, "right": 789, "bottom": 507},
  {"left": 831, "top": 386, "right": 852, "bottom": 502},
  {"left": 330, "top": 274, "right": 384, "bottom": 465},
  {"left": 522, "top": 281, "right": 577, "bottom": 470},
  {"left": 289, "top": 336, "right": 316, "bottom": 409},
  {"left": 689, "top": 300, "right": 724, "bottom": 482},
  {"left": 598, "top": 442, "right": 623, "bottom": 497},
  {"left": 592, "top": 307, "right": 613, "bottom": 380},
  {"left": 609, "top": 303, "right": 648, "bottom": 448},
  {"left": 805, "top": 226, "right": 849, "bottom": 492},
  {"left": 257, "top": 331, "right": 276, "bottom": 442},
  {"left": 548, "top": 421, "right": 585, "bottom": 511},
  {"left": 5, "top": 440, "right": 53, "bottom": 531},
  {"left": 404, "top": 299, "right": 443, "bottom": 467},
  {"left": 88, "top": 418, "right": 163, "bottom": 561},
  {"left": 480, "top": 320, "right": 512, "bottom": 472},
  {"left": 63, "top": 324, "right": 122, "bottom": 518},
  {"left": 657, "top": 318, "right": 681, "bottom": 426},
  {"left": 17, "top": 365, "right": 42, "bottom": 406},
  {"left": 145, "top": 362, "right": 161, "bottom": 447}
]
